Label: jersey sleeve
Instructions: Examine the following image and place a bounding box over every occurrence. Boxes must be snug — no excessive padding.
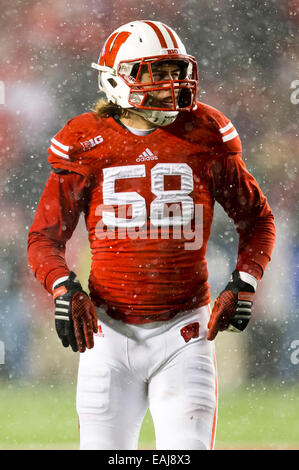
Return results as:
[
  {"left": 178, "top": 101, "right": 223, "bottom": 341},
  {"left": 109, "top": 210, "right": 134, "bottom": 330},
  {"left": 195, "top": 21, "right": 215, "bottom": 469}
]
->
[
  {"left": 48, "top": 114, "right": 96, "bottom": 177},
  {"left": 208, "top": 103, "right": 242, "bottom": 155},
  {"left": 214, "top": 118, "right": 242, "bottom": 155},
  {"left": 190, "top": 102, "right": 243, "bottom": 156},
  {"left": 27, "top": 171, "right": 90, "bottom": 293},
  {"left": 208, "top": 153, "right": 276, "bottom": 280}
]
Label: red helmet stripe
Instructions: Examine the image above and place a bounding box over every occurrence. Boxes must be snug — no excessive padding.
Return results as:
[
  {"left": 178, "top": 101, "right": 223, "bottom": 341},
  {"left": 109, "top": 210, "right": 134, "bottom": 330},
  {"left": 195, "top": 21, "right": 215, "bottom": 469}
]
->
[
  {"left": 162, "top": 24, "right": 179, "bottom": 48},
  {"left": 99, "top": 31, "right": 131, "bottom": 67},
  {"left": 144, "top": 21, "right": 168, "bottom": 48}
]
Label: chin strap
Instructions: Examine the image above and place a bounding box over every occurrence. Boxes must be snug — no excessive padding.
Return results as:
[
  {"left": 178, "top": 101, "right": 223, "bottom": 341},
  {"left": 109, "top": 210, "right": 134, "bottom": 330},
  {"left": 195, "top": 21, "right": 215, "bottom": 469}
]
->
[{"left": 127, "top": 107, "right": 179, "bottom": 127}]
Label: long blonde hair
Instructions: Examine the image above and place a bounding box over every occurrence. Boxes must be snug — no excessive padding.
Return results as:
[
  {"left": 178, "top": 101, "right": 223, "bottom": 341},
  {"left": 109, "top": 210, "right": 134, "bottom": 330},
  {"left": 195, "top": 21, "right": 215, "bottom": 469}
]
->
[{"left": 92, "top": 98, "right": 130, "bottom": 119}]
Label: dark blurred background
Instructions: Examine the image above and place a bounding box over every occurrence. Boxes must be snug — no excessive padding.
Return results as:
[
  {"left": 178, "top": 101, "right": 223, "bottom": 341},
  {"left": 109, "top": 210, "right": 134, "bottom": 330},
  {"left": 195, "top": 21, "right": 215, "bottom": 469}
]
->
[{"left": 0, "top": 0, "right": 298, "bottom": 386}]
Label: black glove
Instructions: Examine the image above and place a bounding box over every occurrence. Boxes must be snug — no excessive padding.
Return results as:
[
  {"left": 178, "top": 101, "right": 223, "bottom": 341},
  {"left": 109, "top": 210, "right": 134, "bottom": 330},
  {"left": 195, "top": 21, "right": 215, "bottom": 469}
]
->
[
  {"left": 53, "top": 272, "right": 98, "bottom": 352},
  {"left": 207, "top": 270, "right": 255, "bottom": 341}
]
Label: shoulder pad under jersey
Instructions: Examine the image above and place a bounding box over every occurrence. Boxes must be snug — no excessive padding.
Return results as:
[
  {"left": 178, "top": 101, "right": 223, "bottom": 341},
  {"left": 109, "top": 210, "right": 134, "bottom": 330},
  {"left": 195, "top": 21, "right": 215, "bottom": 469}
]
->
[
  {"left": 48, "top": 112, "right": 104, "bottom": 176},
  {"left": 181, "top": 101, "right": 242, "bottom": 155}
]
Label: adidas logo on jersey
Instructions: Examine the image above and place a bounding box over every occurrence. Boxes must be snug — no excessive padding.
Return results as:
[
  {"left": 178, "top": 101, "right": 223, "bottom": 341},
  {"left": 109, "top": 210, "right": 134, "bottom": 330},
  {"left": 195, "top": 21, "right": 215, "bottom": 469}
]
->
[{"left": 136, "top": 148, "right": 158, "bottom": 162}]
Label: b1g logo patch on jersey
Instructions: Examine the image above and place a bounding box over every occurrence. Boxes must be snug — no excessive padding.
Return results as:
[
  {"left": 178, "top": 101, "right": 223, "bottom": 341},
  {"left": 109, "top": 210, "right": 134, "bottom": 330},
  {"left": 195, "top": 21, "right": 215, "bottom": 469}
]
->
[{"left": 80, "top": 135, "right": 104, "bottom": 151}]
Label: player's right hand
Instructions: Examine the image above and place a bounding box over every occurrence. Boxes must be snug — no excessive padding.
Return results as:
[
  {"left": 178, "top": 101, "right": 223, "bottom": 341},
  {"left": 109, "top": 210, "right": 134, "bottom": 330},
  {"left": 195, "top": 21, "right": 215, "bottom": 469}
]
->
[
  {"left": 53, "top": 272, "right": 98, "bottom": 353},
  {"left": 207, "top": 270, "right": 255, "bottom": 341}
]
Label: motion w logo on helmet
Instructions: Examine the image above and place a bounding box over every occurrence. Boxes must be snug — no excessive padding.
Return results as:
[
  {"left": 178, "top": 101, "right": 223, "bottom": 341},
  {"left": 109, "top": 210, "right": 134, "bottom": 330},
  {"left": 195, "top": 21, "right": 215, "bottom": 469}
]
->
[{"left": 99, "top": 31, "right": 131, "bottom": 68}]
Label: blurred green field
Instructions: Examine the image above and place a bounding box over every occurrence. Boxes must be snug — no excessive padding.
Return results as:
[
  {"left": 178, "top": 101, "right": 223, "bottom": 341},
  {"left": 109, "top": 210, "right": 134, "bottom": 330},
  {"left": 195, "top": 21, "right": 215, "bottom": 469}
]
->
[{"left": 0, "top": 380, "right": 298, "bottom": 450}]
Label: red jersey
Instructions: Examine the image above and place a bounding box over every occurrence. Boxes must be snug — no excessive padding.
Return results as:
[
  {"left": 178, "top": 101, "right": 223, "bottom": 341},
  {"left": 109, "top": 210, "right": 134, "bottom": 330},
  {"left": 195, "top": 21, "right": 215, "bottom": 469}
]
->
[{"left": 28, "top": 101, "right": 276, "bottom": 324}]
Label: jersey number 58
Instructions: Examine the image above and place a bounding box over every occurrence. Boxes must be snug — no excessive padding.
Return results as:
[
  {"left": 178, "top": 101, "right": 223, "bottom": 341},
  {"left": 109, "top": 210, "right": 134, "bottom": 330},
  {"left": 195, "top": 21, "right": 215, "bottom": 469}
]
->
[{"left": 102, "top": 163, "right": 194, "bottom": 227}]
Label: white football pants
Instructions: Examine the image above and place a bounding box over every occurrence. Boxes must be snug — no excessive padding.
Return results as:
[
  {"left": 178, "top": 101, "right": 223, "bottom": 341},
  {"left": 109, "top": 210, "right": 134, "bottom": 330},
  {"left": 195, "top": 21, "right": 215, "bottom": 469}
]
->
[{"left": 76, "top": 305, "right": 218, "bottom": 450}]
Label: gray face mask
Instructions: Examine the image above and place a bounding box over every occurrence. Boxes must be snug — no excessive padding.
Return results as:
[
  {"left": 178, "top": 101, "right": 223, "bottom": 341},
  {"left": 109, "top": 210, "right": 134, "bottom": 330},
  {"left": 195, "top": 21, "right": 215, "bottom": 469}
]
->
[{"left": 127, "top": 107, "right": 179, "bottom": 127}]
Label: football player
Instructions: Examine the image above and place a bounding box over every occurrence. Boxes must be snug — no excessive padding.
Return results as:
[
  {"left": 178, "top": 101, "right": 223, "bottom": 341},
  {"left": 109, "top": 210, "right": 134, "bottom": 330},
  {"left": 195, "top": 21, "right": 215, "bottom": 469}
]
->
[{"left": 27, "top": 20, "right": 276, "bottom": 450}]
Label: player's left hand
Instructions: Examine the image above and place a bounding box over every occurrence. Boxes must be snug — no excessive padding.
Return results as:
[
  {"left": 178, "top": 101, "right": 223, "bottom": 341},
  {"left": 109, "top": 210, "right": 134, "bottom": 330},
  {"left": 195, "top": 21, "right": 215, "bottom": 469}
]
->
[{"left": 207, "top": 270, "right": 255, "bottom": 341}]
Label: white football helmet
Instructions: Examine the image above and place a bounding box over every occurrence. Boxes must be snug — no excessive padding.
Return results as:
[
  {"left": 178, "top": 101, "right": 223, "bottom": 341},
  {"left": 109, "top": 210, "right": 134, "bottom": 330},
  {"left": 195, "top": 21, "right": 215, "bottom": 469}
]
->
[{"left": 91, "top": 20, "right": 199, "bottom": 126}]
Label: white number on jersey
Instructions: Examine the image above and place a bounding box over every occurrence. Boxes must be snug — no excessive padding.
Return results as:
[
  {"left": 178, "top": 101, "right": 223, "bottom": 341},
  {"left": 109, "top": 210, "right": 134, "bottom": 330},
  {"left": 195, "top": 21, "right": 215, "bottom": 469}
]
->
[{"left": 102, "top": 163, "right": 194, "bottom": 228}]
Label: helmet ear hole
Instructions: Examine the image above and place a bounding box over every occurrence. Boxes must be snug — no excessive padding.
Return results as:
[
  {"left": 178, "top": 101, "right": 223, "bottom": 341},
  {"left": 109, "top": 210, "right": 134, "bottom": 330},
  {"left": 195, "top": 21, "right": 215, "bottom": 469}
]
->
[
  {"left": 178, "top": 88, "right": 192, "bottom": 108},
  {"left": 108, "top": 78, "right": 117, "bottom": 88}
]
